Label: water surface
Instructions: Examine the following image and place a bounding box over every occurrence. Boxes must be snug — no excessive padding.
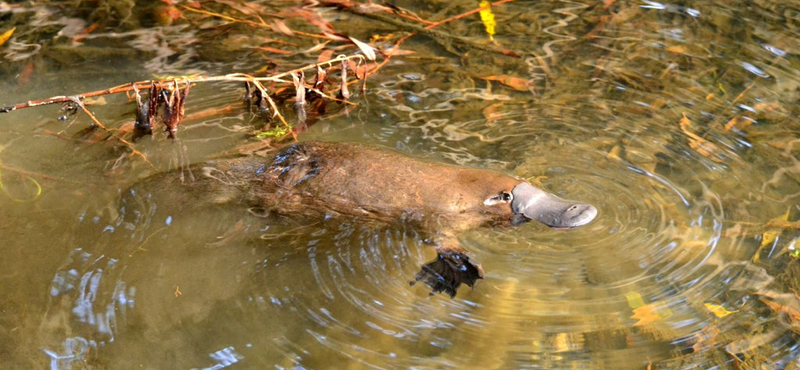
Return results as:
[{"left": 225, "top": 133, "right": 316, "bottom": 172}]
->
[{"left": 1, "top": 1, "right": 799, "bottom": 369}]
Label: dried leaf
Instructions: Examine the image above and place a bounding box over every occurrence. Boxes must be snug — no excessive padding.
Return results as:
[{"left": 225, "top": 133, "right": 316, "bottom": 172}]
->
[
  {"left": 478, "top": 1, "right": 496, "bottom": 40},
  {"left": 0, "top": 27, "right": 15, "bottom": 47},
  {"left": 607, "top": 145, "right": 621, "bottom": 161},
  {"left": 759, "top": 295, "right": 800, "bottom": 324},
  {"left": 704, "top": 303, "right": 738, "bottom": 318},
  {"left": 256, "top": 46, "right": 292, "bottom": 55},
  {"left": 479, "top": 75, "right": 530, "bottom": 91},
  {"left": 317, "top": 49, "right": 334, "bottom": 63},
  {"left": 381, "top": 45, "right": 416, "bottom": 56},
  {"left": 665, "top": 45, "right": 687, "bottom": 54},
  {"left": 678, "top": 112, "right": 723, "bottom": 163},
  {"left": 349, "top": 36, "right": 376, "bottom": 61},
  {"left": 72, "top": 23, "right": 99, "bottom": 44},
  {"left": 724, "top": 116, "right": 751, "bottom": 131},
  {"left": 752, "top": 210, "right": 791, "bottom": 262},
  {"left": 321, "top": 31, "right": 349, "bottom": 42},
  {"left": 338, "top": 61, "right": 350, "bottom": 100},
  {"left": 632, "top": 304, "right": 661, "bottom": 326},
  {"left": 272, "top": 20, "right": 295, "bottom": 36}
]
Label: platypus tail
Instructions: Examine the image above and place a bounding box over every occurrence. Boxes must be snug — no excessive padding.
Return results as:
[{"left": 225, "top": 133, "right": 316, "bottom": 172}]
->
[{"left": 412, "top": 247, "right": 484, "bottom": 298}]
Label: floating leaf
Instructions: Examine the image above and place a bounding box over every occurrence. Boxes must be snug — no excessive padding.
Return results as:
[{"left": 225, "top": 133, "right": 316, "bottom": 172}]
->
[
  {"left": 478, "top": 1, "right": 496, "bottom": 40},
  {"left": 0, "top": 27, "right": 15, "bottom": 47},
  {"left": 349, "top": 36, "right": 376, "bottom": 61},
  {"left": 704, "top": 303, "right": 738, "bottom": 318}
]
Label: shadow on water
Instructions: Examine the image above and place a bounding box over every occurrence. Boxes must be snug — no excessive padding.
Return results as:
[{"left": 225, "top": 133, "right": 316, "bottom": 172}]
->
[{"left": 1, "top": 0, "right": 800, "bottom": 369}]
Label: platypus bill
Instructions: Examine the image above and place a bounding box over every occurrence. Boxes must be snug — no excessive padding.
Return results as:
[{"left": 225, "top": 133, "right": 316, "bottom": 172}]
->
[{"left": 154, "top": 141, "right": 598, "bottom": 297}]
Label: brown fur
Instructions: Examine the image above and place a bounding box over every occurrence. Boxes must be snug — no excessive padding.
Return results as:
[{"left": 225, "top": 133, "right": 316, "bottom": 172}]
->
[{"left": 134, "top": 141, "right": 526, "bottom": 297}]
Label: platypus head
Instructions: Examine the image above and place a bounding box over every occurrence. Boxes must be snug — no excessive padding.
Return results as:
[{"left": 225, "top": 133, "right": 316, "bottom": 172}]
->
[{"left": 484, "top": 182, "right": 598, "bottom": 228}]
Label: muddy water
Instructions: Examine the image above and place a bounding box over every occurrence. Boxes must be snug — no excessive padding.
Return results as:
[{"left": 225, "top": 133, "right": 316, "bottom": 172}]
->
[{"left": 1, "top": 1, "right": 799, "bottom": 369}]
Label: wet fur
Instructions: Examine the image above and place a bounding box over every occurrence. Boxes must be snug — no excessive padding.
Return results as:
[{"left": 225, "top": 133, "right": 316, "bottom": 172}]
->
[{"left": 134, "top": 141, "right": 524, "bottom": 296}]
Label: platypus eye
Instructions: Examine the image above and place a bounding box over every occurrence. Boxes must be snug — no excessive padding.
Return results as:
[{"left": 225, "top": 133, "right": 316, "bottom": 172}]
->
[{"left": 483, "top": 192, "right": 513, "bottom": 206}]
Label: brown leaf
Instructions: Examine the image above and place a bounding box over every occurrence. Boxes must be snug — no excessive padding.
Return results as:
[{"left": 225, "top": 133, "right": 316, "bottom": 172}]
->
[
  {"left": 72, "top": 23, "right": 99, "bottom": 44},
  {"left": 338, "top": 61, "right": 350, "bottom": 100},
  {"left": 255, "top": 46, "right": 292, "bottom": 55},
  {"left": 724, "top": 116, "right": 751, "bottom": 131},
  {"left": 317, "top": 49, "right": 334, "bottom": 63},
  {"left": 479, "top": 75, "right": 530, "bottom": 91},
  {"left": 679, "top": 112, "right": 723, "bottom": 163}
]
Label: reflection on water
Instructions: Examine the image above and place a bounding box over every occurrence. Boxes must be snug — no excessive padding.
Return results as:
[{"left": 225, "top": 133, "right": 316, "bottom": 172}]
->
[{"left": 1, "top": 0, "right": 800, "bottom": 369}]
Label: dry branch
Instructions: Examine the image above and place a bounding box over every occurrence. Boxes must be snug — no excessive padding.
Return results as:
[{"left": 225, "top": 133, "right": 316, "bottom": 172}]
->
[{"left": 1, "top": 54, "right": 366, "bottom": 114}]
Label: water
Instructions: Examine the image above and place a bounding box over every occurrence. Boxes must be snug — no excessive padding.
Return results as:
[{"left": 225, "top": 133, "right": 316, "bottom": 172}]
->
[{"left": 1, "top": 0, "right": 799, "bottom": 369}]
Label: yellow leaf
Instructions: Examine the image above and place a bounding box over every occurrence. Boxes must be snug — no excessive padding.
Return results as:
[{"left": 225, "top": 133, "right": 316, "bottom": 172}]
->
[
  {"left": 704, "top": 303, "right": 737, "bottom": 318},
  {"left": 0, "top": 27, "right": 15, "bottom": 47},
  {"left": 760, "top": 230, "right": 780, "bottom": 248},
  {"left": 632, "top": 304, "right": 660, "bottom": 326},
  {"left": 607, "top": 145, "right": 621, "bottom": 161},
  {"left": 754, "top": 209, "right": 791, "bottom": 262},
  {"left": 766, "top": 208, "right": 792, "bottom": 228},
  {"left": 478, "top": 1, "right": 496, "bottom": 40}
]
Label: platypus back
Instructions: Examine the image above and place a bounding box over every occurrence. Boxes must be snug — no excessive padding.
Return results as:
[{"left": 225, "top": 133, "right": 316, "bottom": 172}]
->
[{"left": 132, "top": 141, "right": 597, "bottom": 297}]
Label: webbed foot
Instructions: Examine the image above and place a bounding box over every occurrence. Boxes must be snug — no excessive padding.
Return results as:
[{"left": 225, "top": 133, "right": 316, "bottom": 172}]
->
[{"left": 411, "top": 249, "right": 484, "bottom": 298}]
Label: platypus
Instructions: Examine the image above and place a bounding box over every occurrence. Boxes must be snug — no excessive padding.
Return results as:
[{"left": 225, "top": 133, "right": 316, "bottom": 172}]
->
[{"left": 141, "top": 141, "right": 597, "bottom": 296}]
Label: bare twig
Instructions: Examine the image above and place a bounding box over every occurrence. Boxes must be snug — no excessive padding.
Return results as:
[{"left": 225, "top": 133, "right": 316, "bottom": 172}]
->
[{"left": 1, "top": 54, "right": 366, "bottom": 113}]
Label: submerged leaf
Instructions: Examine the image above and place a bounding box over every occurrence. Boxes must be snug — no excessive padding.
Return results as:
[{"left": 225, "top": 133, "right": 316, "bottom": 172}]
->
[
  {"left": 704, "top": 303, "right": 738, "bottom": 318},
  {"left": 754, "top": 209, "right": 790, "bottom": 262},
  {"left": 678, "top": 112, "right": 723, "bottom": 163},
  {"left": 480, "top": 75, "right": 529, "bottom": 91}
]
